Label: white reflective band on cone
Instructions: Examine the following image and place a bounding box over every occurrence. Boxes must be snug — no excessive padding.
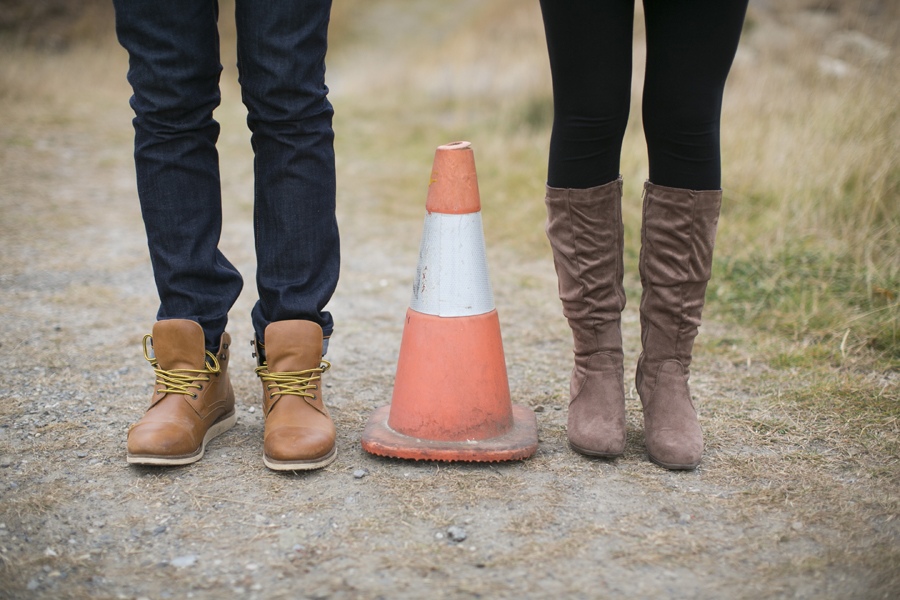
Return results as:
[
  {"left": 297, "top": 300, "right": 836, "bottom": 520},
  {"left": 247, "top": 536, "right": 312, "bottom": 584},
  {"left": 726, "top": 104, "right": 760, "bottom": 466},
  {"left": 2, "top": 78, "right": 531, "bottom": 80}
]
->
[{"left": 409, "top": 211, "right": 495, "bottom": 317}]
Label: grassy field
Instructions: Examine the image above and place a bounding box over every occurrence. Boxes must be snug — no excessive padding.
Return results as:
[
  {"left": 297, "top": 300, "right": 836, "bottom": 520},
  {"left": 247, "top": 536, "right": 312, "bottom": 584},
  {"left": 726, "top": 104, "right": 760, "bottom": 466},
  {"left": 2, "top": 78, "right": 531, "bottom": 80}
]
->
[{"left": 328, "top": 0, "right": 900, "bottom": 371}]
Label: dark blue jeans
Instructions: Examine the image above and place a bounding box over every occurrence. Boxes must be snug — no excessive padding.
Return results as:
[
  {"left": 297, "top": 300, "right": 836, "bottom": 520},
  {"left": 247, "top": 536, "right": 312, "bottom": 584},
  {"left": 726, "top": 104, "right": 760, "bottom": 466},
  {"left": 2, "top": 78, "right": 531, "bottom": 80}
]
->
[{"left": 114, "top": 0, "right": 340, "bottom": 351}]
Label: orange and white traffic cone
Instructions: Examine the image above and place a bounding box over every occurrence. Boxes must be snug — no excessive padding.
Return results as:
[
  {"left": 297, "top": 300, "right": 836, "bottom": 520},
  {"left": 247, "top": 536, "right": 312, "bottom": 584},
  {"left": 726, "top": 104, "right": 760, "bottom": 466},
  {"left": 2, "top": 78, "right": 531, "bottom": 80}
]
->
[{"left": 361, "top": 141, "right": 538, "bottom": 462}]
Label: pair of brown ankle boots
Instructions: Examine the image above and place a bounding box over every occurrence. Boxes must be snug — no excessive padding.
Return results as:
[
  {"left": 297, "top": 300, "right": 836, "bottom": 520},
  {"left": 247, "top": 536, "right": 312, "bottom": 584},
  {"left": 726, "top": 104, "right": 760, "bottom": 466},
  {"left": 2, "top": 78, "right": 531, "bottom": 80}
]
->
[
  {"left": 545, "top": 179, "right": 721, "bottom": 470},
  {"left": 126, "top": 319, "right": 336, "bottom": 471}
]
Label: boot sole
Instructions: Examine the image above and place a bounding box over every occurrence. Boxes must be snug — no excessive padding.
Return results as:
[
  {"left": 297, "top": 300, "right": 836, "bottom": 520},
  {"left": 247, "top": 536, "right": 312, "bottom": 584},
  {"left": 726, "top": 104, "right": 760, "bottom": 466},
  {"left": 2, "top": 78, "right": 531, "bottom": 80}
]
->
[
  {"left": 126, "top": 410, "right": 237, "bottom": 466},
  {"left": 263, "top": 446, "right": 337, "bottom": 471},
  {"left": 568, "top": 440, "right": 624, "bottom": 459},
  {"left": 648, "top": 453, "right": 700, "bottom": 471}
]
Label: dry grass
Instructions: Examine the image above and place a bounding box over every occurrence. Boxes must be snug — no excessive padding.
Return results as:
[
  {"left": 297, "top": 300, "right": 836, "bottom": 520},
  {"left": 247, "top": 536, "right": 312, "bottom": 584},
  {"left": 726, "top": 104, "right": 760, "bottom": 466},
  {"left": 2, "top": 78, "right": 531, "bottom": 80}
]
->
[
  {"left": 722, "top": 5, "right": 900, "bottom": 260},
  {"left": 371, "top": 466, "right": 529, "bottom": 525},
  {"left": 710, "top": 3, "right": 900, "bottom": 366}
]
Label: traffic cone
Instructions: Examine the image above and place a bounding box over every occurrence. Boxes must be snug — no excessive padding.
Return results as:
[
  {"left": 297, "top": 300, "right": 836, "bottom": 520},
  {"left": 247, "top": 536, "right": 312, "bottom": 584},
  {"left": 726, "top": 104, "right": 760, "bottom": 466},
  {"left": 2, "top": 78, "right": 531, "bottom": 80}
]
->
[{"left": 361, "top": 141, "right": 538, "bottom": 462}]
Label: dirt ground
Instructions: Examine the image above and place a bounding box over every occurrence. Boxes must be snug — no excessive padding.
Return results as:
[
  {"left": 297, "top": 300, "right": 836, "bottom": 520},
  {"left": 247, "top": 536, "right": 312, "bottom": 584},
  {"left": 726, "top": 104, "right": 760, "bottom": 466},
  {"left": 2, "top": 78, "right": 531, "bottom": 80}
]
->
[{"left": 1, "top": 1, "right": 898, "bottom": 599}]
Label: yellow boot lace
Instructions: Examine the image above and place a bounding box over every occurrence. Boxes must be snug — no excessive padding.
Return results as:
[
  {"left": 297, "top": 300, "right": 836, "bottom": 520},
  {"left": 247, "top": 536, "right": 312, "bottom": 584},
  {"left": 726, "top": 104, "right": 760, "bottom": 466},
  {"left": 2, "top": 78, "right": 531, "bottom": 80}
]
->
[
  {"left": 143, "top": 334, "right": 221, "bottom": 399},
  {"left": 255, "top": 360, "right": 331, "bottom": 400}
]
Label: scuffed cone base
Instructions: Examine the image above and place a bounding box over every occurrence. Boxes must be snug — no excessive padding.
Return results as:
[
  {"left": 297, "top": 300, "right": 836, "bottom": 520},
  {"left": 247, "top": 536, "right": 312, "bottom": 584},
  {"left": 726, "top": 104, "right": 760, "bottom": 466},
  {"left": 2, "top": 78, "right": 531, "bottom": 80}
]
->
[{"left": 361, "top": 405, "right": 537, "bottom": 462}]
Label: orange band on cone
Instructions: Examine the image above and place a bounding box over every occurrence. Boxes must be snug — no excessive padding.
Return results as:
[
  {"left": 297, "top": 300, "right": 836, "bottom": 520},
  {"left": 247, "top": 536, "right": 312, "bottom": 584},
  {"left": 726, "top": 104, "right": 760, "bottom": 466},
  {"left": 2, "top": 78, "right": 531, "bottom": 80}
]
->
[{"left": 387, "top": 308, "right": 513, "bottom": 442}]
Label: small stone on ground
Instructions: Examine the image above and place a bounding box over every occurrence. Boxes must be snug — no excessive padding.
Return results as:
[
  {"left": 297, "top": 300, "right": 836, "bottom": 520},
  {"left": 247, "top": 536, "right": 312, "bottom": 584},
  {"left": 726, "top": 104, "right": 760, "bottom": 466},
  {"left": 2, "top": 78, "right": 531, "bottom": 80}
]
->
[
  {"left": 447, "top": 526, "right": 466, "bottom": 542},
  {"left": 170, "top": 555, "right": 197, "bottom": 568}
]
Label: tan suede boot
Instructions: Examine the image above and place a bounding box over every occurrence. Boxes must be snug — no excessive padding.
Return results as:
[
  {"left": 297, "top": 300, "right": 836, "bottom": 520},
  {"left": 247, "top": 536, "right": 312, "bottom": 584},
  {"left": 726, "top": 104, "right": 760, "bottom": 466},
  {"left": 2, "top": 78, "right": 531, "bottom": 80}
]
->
[
  {"left": 127, "top": 319, "right": 236, "bottom": 465},
  {"left": 255, "top": 320, "right": 336, "bottom": 471},
  {"left": 545, "top": 177, "right": 627, "bottom": 457},
  {"left": 636, "top": 181, "right": 721, "bottom": 470}
]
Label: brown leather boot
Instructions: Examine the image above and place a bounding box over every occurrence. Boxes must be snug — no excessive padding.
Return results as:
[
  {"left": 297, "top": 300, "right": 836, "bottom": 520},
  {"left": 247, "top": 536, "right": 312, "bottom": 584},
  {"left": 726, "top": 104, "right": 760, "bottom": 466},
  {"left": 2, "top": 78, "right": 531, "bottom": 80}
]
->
[
  {"left": 127, "top": 319, "right": 236, "bottom": 465},
  {"left": 255, "top": 320, "right": 336, "bottom": 471},
  {"left": 545, "top": 177, "right": 627, "bottom": 457},
  {"left": 636, "top": 181, "right": 721, "bottom": 470}
]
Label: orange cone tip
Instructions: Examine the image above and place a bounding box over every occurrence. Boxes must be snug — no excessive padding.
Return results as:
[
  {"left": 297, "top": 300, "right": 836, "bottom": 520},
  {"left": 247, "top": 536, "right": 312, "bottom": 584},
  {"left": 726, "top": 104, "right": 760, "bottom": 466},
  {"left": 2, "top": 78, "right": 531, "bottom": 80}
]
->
[{"left": 426, "top": 141, "right": 481, "bottom": 215}]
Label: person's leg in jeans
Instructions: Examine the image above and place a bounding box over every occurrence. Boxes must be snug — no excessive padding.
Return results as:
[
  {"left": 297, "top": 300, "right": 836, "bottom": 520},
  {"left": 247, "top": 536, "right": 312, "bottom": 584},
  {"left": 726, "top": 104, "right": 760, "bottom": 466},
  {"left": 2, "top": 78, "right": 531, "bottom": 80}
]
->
[
  {"left": 115, "top": 0, "right": 243, "bottom": 351},
  {"left": 234, "top": 0, "right": 339, "bottom": 348},
  {"left": 636, "top": 0, "right": 748, "bottom": 469},
  {"left": 539, "top": 0, "right": 634, "bottom": 458},
  {"left": 115, "top": 0, "right": 239, "bottom": 465},
  {"left": 235, "top": 0, "right": 340, "bottom": 470}
]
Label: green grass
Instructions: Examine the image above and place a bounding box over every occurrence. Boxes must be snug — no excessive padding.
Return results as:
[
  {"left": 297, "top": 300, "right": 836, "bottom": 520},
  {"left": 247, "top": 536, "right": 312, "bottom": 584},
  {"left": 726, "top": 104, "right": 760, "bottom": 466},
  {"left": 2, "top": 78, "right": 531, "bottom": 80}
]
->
[{"left": 708, "top": 245, "right": 900, "bottom": 367}]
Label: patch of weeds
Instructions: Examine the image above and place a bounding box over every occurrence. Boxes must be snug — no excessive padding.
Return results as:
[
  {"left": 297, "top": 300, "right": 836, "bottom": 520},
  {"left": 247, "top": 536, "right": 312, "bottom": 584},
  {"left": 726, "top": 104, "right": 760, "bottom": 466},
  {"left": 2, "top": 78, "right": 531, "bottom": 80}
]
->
[
  {"left": 738, "top": 369, "right": 899, "bottom": 460},
  {"left": 865, "top": 464, "right": 900, "bottom": 483},
  {"left": 766, "top": 344, "right": 837, "bottom": 369},
  {"left": 746, "top": 415, "right": 800, "bottom": 438},
  {"left": 771, "top": 375, "right": 899, "bottom": 473},
  {"left": 709, "top": 244, "right": 900, "bottom": 367}
]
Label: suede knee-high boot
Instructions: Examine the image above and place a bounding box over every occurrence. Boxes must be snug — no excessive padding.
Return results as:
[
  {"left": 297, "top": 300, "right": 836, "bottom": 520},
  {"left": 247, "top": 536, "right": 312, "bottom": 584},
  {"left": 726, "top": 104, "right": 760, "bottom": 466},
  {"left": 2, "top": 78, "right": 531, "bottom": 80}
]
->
[
  {"left": 636, "top": 181, "right": 721, "bottom": 470},
  {"left": 545, "top": 177, "right": 627, "bottom": 457}
]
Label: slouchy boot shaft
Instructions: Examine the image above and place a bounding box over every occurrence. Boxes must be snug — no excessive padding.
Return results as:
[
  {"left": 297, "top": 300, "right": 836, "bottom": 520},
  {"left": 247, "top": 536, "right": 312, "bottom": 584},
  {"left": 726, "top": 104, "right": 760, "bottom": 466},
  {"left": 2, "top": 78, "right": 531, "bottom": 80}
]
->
[
  {"left": 545, "top": 177, "right": 627, "bottom": 457},
  {"left": 637, "top": 181, "right": 721, "bottom": 469}
]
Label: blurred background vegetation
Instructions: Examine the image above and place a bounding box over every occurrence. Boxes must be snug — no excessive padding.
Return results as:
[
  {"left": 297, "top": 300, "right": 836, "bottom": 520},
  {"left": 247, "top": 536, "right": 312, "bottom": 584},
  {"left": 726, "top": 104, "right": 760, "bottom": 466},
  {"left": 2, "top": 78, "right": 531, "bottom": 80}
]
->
[
  {"left": 1, "top": 0, "right": 898, "bottom": 373},
  {"left": 0, "top": 0, "right": 112, "bottom": 49}
]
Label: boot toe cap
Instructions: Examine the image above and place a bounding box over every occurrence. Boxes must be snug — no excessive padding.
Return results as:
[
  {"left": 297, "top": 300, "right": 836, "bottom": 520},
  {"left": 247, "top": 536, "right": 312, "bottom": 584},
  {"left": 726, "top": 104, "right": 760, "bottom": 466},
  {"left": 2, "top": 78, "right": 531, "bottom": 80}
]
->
[
  {"left": 127, "top": 421, "right": 197, "bottom": 457},
  {"left": 646, "top": 432, "right": 703, "bottom": 469},
  {"left": 265, "top": 426, "right": 335, "bottom": 462},
  {"left": 567, "top": 410, "right": 626, "bottom": 456},
  {"left": 566, "top": 364, "right": 626, "bottom": 457}
]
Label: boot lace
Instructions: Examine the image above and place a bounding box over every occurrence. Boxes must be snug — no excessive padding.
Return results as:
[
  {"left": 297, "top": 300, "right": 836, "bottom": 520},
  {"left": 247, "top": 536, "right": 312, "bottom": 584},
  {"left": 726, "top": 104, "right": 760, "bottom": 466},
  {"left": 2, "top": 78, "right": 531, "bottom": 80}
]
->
[
  {"left": 143, "top": 334, "right": 221, "bottom": 399},
  {"left": 255, "top": 360, "right": 331, "bottom": 399}
]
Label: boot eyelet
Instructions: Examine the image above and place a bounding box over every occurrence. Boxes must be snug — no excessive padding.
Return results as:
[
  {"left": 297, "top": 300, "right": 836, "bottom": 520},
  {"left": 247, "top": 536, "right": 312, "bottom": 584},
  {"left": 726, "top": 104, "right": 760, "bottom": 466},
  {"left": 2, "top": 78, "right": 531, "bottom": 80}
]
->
[
  {"left": 198, "top": 385, "right": 203, "bottom": 391},
  {"left": 190, "top": 393, "right": 197, "bottom": 399}
]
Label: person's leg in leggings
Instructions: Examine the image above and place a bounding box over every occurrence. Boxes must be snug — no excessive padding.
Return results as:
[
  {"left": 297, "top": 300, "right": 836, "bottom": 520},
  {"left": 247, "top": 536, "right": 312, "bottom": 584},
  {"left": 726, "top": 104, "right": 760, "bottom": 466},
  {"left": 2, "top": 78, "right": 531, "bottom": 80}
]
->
[
  {"left": 540, "top": 0, "right": 634, "bottom": 189},
  {"left": 234, "top": 0, "right": 339, "bottom": 351},
  {"left": 642, "top": 0, "right": 748, "bottom": 191},
  {"left": 540, "top": 0, "right": 634, "bottom": 457},
  {"left": 114, "top": 0, "right": 244, "bottom": 352},
  {"left": 636, "top": 0, "right": 748, "bottom": 470}
]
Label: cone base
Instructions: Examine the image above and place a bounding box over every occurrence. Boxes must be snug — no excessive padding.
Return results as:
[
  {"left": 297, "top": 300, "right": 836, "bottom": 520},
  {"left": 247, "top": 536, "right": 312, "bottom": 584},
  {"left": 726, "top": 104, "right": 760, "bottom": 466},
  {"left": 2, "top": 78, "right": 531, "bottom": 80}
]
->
[{"left": 361, "top": 404, "right": 537, "bottom": 462}]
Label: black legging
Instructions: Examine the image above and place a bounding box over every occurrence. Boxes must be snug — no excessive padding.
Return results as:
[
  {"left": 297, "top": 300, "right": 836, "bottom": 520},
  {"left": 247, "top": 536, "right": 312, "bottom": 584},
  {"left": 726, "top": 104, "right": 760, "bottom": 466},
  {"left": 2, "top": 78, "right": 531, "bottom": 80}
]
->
[{"left": 540, "top": 0, "right": 749, "bottom": 191}]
